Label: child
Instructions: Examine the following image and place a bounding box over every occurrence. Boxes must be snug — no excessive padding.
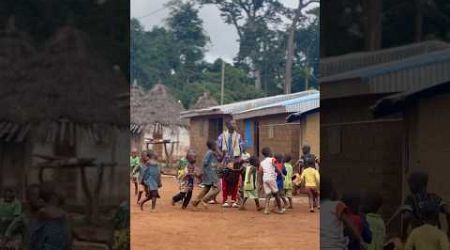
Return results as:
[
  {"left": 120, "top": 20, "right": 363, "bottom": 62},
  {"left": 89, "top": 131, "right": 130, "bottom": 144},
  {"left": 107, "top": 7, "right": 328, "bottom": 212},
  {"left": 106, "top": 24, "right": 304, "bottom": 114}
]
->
[
  {"left": 130, "top": 148, "right": 140, "bottom": 196},
  {"left": 299, "top": 158, "right": 320, "bottom": 212},
  {"left": 399, "top": 171, "right": 449, "bottom": 240},
  {"left": 404, "top": 202, "right": 449, "bottom": 250},
  {"left": 172, "top": 149, "right": 198, "bottom": 209},
  {"left": 283, "top": 154, "right": 294, "bottom": 209},
  {"left": 273, "top": 153, "right": 288, "bottom": 208},
  {"left": 0, "top": 186, "right": 21, "bottom": 236},
  {"left": 139, "top": 150, "right": 162, "bottom": 211},
  {"left": 320, "top": 177, "right": 368, "bottom": 249},
  {"left": 361, "top": 192, "right": 385, "bottom": 250},
  {"left": 237, "top": 150, "right": 251, "bottom": 206},
  {"left": 192, "top": 140, "right": 222, "bottom": 209},
  {"left": 259, "top": 147, "right": 285, "bottom": 215},
  {"left": 342, "top": 192, "right": 372, "bottom": 250},
  {"left": 134, "top": 153, "right": 146, "bottom": 204},
  {"left": 239, "top": 156, "right": 262, "bottom": 211},
  {"left": 297, "top": 144, "right": 319, "bottom": 172}
]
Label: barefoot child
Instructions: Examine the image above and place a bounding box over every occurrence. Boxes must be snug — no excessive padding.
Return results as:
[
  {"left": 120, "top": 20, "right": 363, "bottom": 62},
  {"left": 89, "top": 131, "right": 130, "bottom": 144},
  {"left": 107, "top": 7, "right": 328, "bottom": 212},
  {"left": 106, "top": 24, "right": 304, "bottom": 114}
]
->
[
  {"left": 130, "top": 148, "right": 140, "bottom": 196},
  {"left": 239, "top": 156, "right": 262, "bottom": 211},
  {"left": 192, "top": 141, "right": 222, "bottom": 209},
  {"left": 139, "top": 150, "right": 162, "bottom": 211},
  {"left": 299, "top": 158, "right": 320, "bottom": 212},
  {"left": 172, "top": 149, "right": 198, "bottom": 209},
  {"left": 273, "top": 153, "right": 288, "bottom": 208},
  {"left": 259, "top": 147, "right": 285, "bottom": 215},
  {"left": 283, "top": 154, "right": 294, "bottom": 209}
]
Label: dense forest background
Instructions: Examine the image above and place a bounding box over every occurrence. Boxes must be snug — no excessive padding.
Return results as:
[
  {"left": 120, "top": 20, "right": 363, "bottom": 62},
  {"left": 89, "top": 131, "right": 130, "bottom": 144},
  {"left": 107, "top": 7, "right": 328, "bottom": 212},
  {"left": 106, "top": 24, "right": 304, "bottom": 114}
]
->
[{"left": 131, "top": 0, "right": 320, "bottom": 108}]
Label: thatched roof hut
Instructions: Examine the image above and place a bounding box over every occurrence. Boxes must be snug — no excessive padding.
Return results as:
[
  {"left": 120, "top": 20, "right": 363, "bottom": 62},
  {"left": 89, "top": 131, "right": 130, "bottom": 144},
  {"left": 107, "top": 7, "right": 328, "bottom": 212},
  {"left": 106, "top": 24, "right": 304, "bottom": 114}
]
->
[
  {"left": 192, "top": 92, "right": 219, "bottom": 109},
  {"left": 0, "top": 25, "right": 128, "bottom": 143},
  {"left": 130, "top": 83, "right": 188, "bottom": 134}
]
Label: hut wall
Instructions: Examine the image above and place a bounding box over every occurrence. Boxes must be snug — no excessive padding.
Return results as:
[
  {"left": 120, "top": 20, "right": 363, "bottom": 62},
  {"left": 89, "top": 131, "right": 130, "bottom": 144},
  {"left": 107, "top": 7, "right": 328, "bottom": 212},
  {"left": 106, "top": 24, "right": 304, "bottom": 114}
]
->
[
  {"left": 189, "top": 115, "right": 229, "bottom": 161},
  {"left": 321, "top": 94, "right": 404, "bottom": 234},
  {"left": 406, "top": 93, "right": 450, "bottom": 202},
  {"left": 300, "top": 112, "right": 320, "bottom": 157},
  {"left": 256, "top": 114, "right": 301, "bottom": 163},
  {"left": 0, "top": 142, "right": 27, "bottom": 198}
]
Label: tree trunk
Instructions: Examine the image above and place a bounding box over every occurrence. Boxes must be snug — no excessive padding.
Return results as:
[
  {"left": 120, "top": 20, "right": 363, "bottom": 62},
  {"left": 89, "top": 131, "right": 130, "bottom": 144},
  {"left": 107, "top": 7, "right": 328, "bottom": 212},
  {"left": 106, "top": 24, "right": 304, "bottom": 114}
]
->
[
  {"left": 254, "top": 69, "right": 262, "bottom": 90},
  {"left": 284, "top": 0, "right": 303, "bottom": 94},
  {"left": 362, "top": 0, "right": 382, "bottom": 50},
  {"left": 415, "top": 0, "right": 423, "bottom": 42}
]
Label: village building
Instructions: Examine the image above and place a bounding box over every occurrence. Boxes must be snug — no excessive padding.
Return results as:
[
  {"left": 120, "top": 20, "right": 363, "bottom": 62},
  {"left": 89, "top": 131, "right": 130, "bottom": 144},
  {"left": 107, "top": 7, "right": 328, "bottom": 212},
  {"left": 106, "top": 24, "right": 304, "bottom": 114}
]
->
[
  {"left": 373, "top": 80, "right": 450, "bottom": 202},
  {"left": 180, "top": 90, "right": 318, "bottom": 163},
  {"left": 320, "top": 41, "right": 450, "bottom": 233},
  {"left": 233, "top": 90, "right": 319, "bottom": 162},
  {"left": 0, "top": 25, "right": 130, "bottom": 217},
  {"left": 130, "top": 83, "right": 189, "bottom": 162}
]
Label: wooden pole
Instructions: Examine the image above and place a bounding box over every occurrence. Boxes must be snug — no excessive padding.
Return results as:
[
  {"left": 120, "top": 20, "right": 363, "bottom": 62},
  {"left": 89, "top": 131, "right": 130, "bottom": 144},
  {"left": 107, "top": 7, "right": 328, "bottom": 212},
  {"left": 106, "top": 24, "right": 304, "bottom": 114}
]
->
[{"left": 220, "top": 60, "right": 225, "bottom": 105}]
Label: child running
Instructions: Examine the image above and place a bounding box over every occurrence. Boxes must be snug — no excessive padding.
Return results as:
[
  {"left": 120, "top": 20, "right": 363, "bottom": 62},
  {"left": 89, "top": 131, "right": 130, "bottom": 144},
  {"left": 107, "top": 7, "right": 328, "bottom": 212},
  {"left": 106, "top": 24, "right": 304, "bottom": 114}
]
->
[
  {"left": 361, "top": 192, "right": 385, "bottom": 250},
  {"left": 239, "top": 155, "right": 262, "bottom": 211},
  {"left": 192, "top": 141, "right": 222, "bottom": 209},
  {"left": 130, "top": 148, "right": 140, "bottom": 196},
  {"left": 259, "top": 147, "right": 285, "bottom": 215},
  {"left": 404, "top": 201, "right": 449, "bottom": 250},
  {"left": 172, "top": 149, "right": 198, "bottom": 209},
  {"left": 283, "top": 154, "right": 294, "bottom": 209},
  {"left": 320, "top": 177, "right": 368, "bottom": 250},
  {"left": 139, "top": 150, "right": 162, "bottom": 211},
  {"left": 299, "top": 157, "right": 320, "bottom": 212},
  {"left": 273, "top": 153, "right": 288, "bottom": 208}
]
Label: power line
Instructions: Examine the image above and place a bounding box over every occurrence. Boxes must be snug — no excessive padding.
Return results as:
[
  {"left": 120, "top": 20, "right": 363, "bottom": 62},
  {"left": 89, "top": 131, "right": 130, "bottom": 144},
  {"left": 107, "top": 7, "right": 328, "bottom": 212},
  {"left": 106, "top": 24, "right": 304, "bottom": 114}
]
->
[{"left": 135, "top": 6, "right": 167, "bottom": 20}]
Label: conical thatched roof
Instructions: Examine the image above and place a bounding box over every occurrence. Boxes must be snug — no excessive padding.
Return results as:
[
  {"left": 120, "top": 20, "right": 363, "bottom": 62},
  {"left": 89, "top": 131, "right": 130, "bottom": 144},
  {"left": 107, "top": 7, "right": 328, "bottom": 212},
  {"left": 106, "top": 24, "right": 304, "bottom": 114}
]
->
[
  {"left": 0, "top": 26, "right": 128, "bottom": 126},
  {"left": 192, "top": 92, "right": 218, "bottom": 109},
  {"left": 130, "top": 83, "right": 187, "bottom": 133}
]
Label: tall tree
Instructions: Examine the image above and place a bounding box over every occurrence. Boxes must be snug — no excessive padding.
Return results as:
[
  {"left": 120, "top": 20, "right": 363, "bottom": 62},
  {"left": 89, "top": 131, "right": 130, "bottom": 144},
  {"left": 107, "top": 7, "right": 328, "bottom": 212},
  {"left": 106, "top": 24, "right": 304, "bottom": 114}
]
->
[
  {"left": 283, "top": 0, "right": 319, "bottom": 94},
  {"left": 198, "top": 0, "right": 285, "bottom": 90}
]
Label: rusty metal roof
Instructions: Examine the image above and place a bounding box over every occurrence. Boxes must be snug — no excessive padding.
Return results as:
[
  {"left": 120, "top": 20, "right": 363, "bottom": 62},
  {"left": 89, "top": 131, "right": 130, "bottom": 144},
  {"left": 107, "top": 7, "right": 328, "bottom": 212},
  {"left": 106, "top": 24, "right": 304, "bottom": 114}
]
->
[{"left": 180, "top": 90, "right": 317, "bottom": 119}]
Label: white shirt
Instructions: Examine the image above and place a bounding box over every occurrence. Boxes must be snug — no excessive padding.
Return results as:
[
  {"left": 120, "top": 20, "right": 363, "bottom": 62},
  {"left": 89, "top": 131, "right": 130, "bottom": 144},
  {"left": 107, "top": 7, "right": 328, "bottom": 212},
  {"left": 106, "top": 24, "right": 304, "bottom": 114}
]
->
[
  {"left": 259, "top": 157, "right": 277, "bottom": 181},
  {"left": 320, "top": 200, "right": 349, "bottom": 250}
]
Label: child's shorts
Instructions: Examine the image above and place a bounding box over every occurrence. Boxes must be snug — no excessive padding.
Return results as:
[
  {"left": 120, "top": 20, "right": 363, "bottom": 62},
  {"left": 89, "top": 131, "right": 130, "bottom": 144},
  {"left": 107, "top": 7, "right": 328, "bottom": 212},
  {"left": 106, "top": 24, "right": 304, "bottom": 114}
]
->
[
  {"left": 244, "top": 190, "right": 258, "bottom": 199},
  {"left": 263, "top": 179, "right": 278, "bottom": 195},
  {"left": 284, "top": 189, "right": 293, "bottom": 198}
]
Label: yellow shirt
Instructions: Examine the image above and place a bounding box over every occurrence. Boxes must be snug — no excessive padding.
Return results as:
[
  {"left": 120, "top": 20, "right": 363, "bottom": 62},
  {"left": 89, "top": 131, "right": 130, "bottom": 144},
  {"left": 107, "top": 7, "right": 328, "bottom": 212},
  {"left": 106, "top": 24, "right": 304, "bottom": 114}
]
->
[
  {"left": 300, "top": 167, "right": 320, "bottom": 188},
  {"left": 405, "top": 224, "right": 449, "bottom": 250}
]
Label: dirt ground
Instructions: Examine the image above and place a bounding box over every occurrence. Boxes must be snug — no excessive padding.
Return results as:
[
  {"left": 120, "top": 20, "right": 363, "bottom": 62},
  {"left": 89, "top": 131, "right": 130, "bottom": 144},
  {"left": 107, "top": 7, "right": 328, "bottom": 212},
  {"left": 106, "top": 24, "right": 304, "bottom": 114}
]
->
[{"left": 131, "top": 175, "right": 319, "bottom": 250}]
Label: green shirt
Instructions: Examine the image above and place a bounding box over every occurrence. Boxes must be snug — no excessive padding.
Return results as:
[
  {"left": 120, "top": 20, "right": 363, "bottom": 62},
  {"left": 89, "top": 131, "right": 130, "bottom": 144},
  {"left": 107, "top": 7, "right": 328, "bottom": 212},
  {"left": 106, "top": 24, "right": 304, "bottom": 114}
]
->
[
  {"left": 0, "top": 199, "right": 21, "bottom": 218},
  {"left": 283, "top": 163, "right": 294, "bottom": 190},
  {"left": 130, "top": 156, "right": 140, "bottom": 172},
  {"left": 366, "top": 213, "right": 386, "bottom": 250}
]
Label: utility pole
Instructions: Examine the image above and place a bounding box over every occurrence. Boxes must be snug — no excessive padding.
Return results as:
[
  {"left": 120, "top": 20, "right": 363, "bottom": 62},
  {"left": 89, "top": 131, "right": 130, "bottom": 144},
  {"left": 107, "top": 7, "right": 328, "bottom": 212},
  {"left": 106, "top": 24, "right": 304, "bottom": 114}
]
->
[{"left": 221, "top": 59, "right": 225, "bottom": 105}]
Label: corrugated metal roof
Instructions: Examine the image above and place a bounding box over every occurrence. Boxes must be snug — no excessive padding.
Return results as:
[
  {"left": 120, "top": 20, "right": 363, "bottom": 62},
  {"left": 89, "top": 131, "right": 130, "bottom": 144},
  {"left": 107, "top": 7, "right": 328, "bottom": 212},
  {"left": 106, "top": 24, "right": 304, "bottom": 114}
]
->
[
  {"left": 321, "top": 49, "right": 450, "bottom": 98},
  {"left": 180, "top": 90, "right": 317, "bottom": 118},
  {"left": 320, "top": 40, "right": 450, "bottom": 77},
  {"left": 233, "top": 91, "right": 319, "bottom": 120},
  {"left": 372, "top": 80, "right": 450, "bottom": 117}
]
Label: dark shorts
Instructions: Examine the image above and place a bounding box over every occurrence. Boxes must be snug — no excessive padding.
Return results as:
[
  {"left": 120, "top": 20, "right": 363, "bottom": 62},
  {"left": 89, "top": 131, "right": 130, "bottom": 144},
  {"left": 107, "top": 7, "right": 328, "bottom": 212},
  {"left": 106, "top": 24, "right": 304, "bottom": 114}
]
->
[
  {"left": 305, "top": 187, "right": 319, "bottom": 196},
  {"left": 146, "top": 190, "right": 160, "bottom": 199}
]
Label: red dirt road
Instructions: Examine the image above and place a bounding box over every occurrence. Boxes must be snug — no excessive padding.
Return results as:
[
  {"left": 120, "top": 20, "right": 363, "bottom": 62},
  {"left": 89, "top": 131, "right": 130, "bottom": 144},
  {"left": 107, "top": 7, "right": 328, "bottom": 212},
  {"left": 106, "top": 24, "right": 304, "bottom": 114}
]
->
[{"left": 131, "top": 176, "right": 319, "bottom": 250}]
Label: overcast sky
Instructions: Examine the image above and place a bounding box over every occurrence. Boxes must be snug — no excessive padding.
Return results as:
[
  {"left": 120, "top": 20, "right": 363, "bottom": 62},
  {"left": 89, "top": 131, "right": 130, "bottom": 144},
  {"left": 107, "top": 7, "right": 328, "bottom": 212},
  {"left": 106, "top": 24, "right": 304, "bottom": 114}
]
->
[{"left": 130, "top": 0, "right": 315, "bottom": 63}]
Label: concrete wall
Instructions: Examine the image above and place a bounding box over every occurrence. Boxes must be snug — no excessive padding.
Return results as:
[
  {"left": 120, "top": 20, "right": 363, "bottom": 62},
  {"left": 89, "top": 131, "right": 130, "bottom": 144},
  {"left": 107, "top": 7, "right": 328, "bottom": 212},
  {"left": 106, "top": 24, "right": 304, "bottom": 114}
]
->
[
  {"left": 301, "top": 112, "right": 320, "bottom": 157},
  {"left": 406, "top": 92, "right": 450, "bottom": 202},
  {"left": 321, "top": 94, "right": 404, "bottom": 234}
]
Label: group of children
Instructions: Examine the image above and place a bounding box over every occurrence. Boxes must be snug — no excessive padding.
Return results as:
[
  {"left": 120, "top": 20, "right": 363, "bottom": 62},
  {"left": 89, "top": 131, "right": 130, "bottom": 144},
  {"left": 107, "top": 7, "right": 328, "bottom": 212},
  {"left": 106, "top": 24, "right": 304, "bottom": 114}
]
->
[
  {"left": 131, "top": 142, "right": 321, "bottom": 216},
  {"left": 321, "top": 171, "right": 450, "bottom": 250}
]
